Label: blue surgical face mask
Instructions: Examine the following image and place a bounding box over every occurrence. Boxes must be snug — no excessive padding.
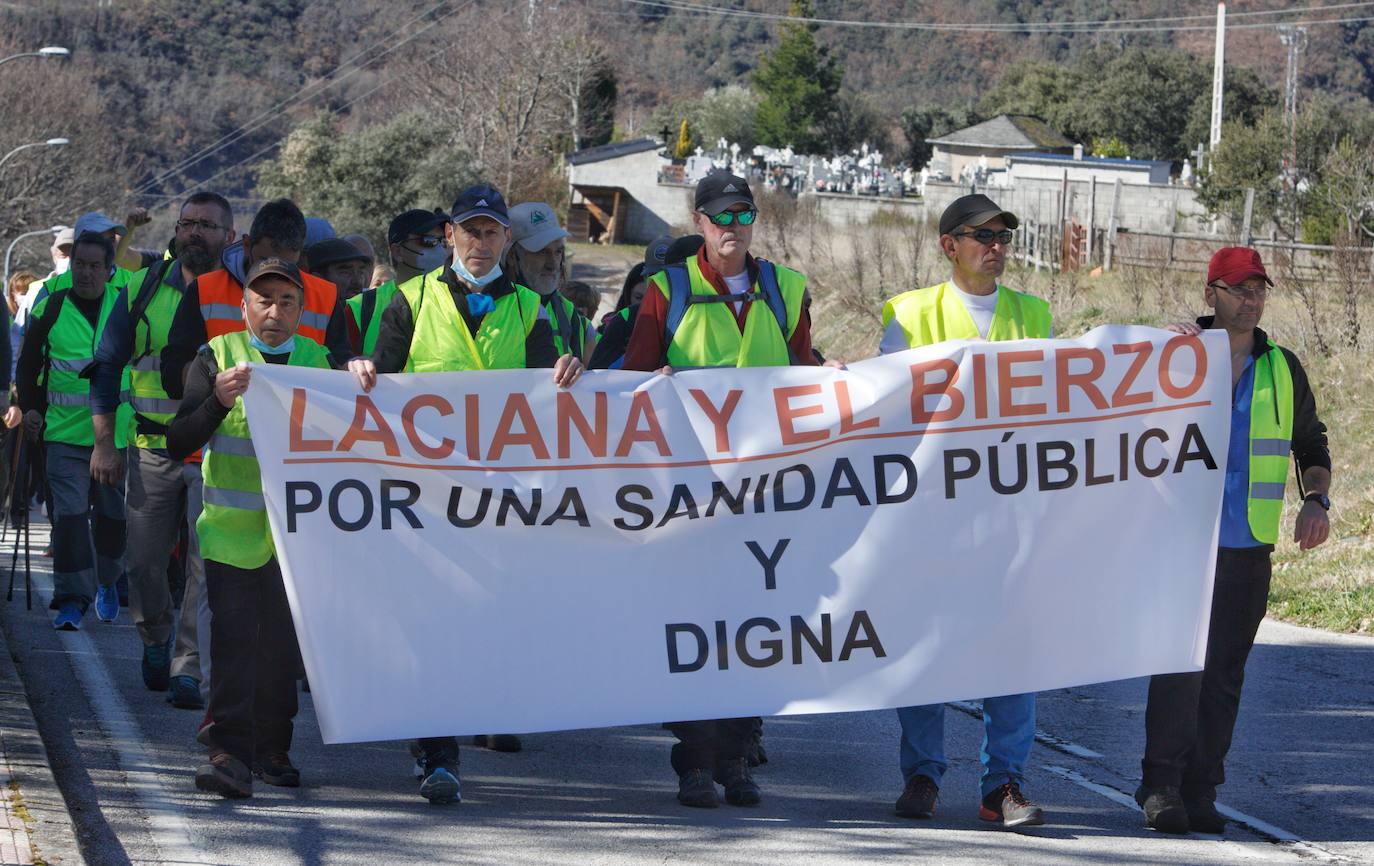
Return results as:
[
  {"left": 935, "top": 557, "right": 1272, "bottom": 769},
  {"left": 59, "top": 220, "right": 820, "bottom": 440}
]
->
[
  {"left": 413, "top": 243, "right": 448, "bottom": 273},
  {"left": 451, "top": 254, "right": 502, "bottom": 289}
]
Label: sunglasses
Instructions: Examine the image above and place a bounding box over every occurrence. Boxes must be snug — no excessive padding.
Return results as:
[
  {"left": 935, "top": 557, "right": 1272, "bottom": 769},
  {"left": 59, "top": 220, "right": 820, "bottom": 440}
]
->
[
  {"left": 952, "top": 228, "right": 1014, "bottom": 245},
  {"left": 704, "top": 209, "right": 757, "bottom": 227}
]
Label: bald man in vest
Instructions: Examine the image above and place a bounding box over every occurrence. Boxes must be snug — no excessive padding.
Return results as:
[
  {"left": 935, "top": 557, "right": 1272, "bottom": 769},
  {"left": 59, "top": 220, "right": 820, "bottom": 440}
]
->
[
  {"left": 1135, "top": 247, "right": 1330, "bottom": 835},
  {"left": 880, "top": 194, "right": 1050, "bottom": 829}
]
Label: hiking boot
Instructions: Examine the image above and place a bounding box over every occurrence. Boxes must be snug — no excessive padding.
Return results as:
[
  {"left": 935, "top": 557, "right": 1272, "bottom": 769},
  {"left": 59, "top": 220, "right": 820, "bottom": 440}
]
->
[
  {"left": 95, "top": 585, "right": 119, "bottom": 622},
  {"left": 418, "top": 761, "right": 461, "bottom": 804},
  {"left": 142, "top": 640, "right": 172, "bottom": 692},
  {"left": 167, "top": 675, "right": 204, "bottom": 710},
  {"left": 980, "top": 782, "right": 1045, "bottom": 828},
  {"left": 677, "top": 769, "right": 718, "bottom": 808},
  {"left": 1185, "top": 798, "right": 1225, "bottom": 835},
  {"left": 195, "top": 752, "right": 252, "bottom": 799},
  {"left": 895, "top": 774, "right": 939, "bottom": 818},
  {"left": 716, "top": 758, "right": 761, "bottom": 806},
  {"left": 1135, "top": 785, "right": 1189, "bottom": 834},
  {"left": 253, "top": 752, "right": 301, "bottom": 787},
  {"left": 472, "top": 734, "right": 522, "bottom": 752}
]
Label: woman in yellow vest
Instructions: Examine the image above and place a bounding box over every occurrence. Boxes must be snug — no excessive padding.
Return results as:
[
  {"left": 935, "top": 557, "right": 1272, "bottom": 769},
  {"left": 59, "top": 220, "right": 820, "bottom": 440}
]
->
[
  {"left": 347, "top": 184, "right": 581, "bottom": 806},
  {"left": 1136, "top": 247, "right": 1331, "bottom": 835},
  {"left": 15, "top": 232, "right": 132, "bottom": 630},
  {"left": 880, "top": 195, "right": 1050, "bottom": 830},
  {"left": 167, "top": 258, "right": 335, "bottom": 800}
]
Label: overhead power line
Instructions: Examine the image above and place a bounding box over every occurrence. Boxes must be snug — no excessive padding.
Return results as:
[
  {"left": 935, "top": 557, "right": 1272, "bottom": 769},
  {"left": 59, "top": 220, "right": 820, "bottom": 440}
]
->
[{"left": 619, "top": 0, "right": 1374, "bottom": 34}]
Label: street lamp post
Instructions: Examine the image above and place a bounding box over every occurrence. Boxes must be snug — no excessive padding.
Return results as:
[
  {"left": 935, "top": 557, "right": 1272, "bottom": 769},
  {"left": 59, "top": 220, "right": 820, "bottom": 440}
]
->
[
  {"left": 0, "top": 138, "right": 69, "bottom": 172},
  {"left": 0, "top": 47, "right": 70, "bottom": 67},
  {"left": 4, "top": 226, "right": 64, "bottom": 290}
]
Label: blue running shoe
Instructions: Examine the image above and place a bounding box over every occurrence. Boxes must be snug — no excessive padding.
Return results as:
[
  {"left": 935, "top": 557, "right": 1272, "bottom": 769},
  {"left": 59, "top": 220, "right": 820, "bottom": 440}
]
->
[
  {"left": 142, "top": 640, "right": 172, "bottom": 691},
  {"left": 418, "top": 765, "right": 461, "bottom": 804},
  {"left": 95, "top": 586, "right": 119, "bottom": 622},
  {"left": 51, "top": 603, "right": 82, "bottom": 631}
]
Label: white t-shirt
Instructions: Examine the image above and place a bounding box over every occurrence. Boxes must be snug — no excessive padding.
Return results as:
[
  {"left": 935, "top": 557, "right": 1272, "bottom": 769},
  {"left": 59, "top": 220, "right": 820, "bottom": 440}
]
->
[
  {"left": 952, "top": 284, "right": 999, "bottom": 338},
  {"left": 723, "top": 270, "right": 752, "bottom": 315}
]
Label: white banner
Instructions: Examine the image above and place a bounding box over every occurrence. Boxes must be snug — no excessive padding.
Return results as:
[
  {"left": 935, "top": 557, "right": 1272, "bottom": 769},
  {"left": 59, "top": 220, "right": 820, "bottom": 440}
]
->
[{"left": 242, "top": 325, "right": 1229, "bottom": 745}]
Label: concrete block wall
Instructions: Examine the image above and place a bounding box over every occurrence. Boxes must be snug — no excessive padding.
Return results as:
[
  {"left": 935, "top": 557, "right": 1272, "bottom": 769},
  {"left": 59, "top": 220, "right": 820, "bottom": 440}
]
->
[
  {"left": 804, "top": 192, "right": 927, "bottom": 227},
  {"left": 923, "top": 179, "right": 1213, "bottom": 235}
]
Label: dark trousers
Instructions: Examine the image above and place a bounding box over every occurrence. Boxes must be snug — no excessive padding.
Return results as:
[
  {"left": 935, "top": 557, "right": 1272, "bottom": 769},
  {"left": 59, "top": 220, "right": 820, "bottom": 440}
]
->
[
  {"left": 416, "top": 736, "right": 460, "bottom": 768},
  {"left": 1141, "top": 547, "right": 1272, "bottom": 800},
  {"left": 664, "top": 717, "right": 760, "bottom": 776},
  {"left": 204, "top": 557, "right": 301, "bottom": 767}
]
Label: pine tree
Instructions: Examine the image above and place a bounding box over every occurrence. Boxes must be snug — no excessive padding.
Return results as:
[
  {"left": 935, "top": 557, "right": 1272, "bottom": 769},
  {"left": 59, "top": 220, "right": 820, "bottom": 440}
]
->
[
  {"left": 753, "top": 0, "right": 842, "bottom": 153},
  {"left": 674, "top": 118, "right": 695, "bottom": 159}
]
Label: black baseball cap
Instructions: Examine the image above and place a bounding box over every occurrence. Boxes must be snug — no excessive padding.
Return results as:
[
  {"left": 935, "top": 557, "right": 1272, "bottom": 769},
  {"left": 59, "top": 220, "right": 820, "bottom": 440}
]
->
[
  {"left": 695, "top": 171, "right": 755, "bottom": 216},
  {"left": 938, "top": 194, "right": 1019, "bottom": 237},
  {"left": 450, "top": 184, "right": 509, "bottom": 227},
  {"left": 304, "top": 237, "right": 370, "bottom": 270},
  {"left": 245, "top": 257, "right": 303, "bottom": 290},
  {"left": 388, "top": 208, "right": 447, "bottom": 244},
  {"left": 665, "top": 234, "right": 704, "bottom": 265}
]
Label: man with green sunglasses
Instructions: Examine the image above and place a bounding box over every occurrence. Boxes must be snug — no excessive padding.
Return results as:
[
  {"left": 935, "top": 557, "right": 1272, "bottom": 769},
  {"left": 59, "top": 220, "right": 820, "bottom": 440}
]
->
[{"left": 622, "top": 170, "right": 818, "bottom": 809}]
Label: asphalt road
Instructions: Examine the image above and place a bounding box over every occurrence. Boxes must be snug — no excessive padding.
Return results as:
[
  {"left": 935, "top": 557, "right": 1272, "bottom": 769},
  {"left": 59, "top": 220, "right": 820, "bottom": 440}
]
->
[{"left": 3, "top": 520, "right": 1371, "bottom": 866}]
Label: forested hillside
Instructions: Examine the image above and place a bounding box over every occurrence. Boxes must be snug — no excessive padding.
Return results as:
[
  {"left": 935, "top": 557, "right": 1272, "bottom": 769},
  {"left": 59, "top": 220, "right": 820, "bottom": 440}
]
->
[{"left": 1, "top": 0, "right": 1370, "bottom": 239}]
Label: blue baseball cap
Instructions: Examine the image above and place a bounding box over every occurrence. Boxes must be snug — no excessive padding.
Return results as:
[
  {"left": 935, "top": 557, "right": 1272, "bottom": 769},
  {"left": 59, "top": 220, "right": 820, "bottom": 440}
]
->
[
  {"left": 74, "top": 211, "right": 126, "bottom": 237},
  {"left": 450, "top": 184, "right": 509, "bottom": 227}
]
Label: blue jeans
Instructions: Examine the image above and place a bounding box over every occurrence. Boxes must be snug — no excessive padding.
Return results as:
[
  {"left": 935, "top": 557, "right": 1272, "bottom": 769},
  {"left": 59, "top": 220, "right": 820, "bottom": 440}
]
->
[{"left": 897, "top": 693, "right": 1036, "bottom": 798}]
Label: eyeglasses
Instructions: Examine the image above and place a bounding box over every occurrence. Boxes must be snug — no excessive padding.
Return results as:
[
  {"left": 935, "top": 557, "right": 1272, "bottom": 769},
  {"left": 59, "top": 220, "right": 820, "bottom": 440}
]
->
[
  {"left": 176, "top": 218, "right": 226, "bottom": 232},
  {"left": 1211, "top": 282, "right": 1270, "bottom": 301},
  {"left": 404, "top": 235, "right": 445, "bottom": 249},
  {"left": 704, "top": 209, "right": 757, "bottom": 227},
  {"left": 952, "top": 228, "right": 1014, "bottom": 245}
]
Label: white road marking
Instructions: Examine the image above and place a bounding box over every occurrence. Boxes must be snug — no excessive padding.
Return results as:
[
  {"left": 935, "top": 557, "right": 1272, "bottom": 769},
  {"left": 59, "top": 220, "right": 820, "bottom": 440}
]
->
[
  {"left": 17, "top": 526, "right": 215, "bottom": 866},
  {"left": 1042, "top": 765, "right": 1353, "bottom": 864}
]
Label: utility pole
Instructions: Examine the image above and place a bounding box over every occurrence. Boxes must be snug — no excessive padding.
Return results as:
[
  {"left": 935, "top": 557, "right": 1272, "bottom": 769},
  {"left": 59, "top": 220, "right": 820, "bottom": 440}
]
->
[
  {"left": 1278, "top": 24, "right": 1308, "bottom": 237},
  {"left": 1278, "top": 25, "right": 1308, "bottom": 179},
  {"left": 1209, "top": 1, "right": 1225, "bottom": 151}
]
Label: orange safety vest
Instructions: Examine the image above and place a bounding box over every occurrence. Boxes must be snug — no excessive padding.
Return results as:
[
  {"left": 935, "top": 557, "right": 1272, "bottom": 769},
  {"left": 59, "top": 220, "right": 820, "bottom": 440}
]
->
[{"left": 196, "top": 268, "right": 337, "bottom": 345}]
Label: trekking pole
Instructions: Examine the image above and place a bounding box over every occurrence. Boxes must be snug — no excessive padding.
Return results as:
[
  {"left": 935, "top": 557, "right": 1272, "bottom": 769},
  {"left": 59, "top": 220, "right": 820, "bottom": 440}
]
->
[
  {"left": 5, "top": 433, "right": 25, "bottom": 604},
  {"left": 6, "top": 432, "right": 34, "bottom": 609},
  {"left": 0, "top": 427, "right": 22, "bottom": 545}
]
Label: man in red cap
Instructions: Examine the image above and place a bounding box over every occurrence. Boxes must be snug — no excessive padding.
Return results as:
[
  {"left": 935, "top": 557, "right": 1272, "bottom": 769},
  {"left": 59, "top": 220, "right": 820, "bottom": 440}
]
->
[{"left": 1136, "top": 247, "right": 1331, "bottom": 835}]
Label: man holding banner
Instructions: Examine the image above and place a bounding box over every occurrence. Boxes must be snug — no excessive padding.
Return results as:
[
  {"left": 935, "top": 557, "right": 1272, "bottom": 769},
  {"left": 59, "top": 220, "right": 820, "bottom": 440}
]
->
[
  {"left": 168, "top": 258, "right": 337, "bottom": 799},
  {"left": 622, "top": 170, "right": 817, "bottom": 809},
  {"left": 347, "top": 183, "right": 582, "bottom": 805},
  {"left": 879, "top": 193, "right": 1050, "bottom": 828},
  {"left": 1135, "top": 247, "right": 1331, "bottom": 835}
]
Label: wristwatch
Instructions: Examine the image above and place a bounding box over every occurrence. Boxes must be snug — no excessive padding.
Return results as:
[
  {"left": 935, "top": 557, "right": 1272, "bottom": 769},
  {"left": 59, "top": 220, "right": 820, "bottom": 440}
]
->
[{"left": 1304, "top": 492, "right": 1331, "bottom": 511}]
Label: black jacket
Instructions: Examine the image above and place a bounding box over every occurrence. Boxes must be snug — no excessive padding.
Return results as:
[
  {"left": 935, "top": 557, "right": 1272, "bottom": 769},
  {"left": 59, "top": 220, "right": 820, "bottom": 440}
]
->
[{"left": 1199, "top": 316, "right": 1330, "bottom": 475}]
